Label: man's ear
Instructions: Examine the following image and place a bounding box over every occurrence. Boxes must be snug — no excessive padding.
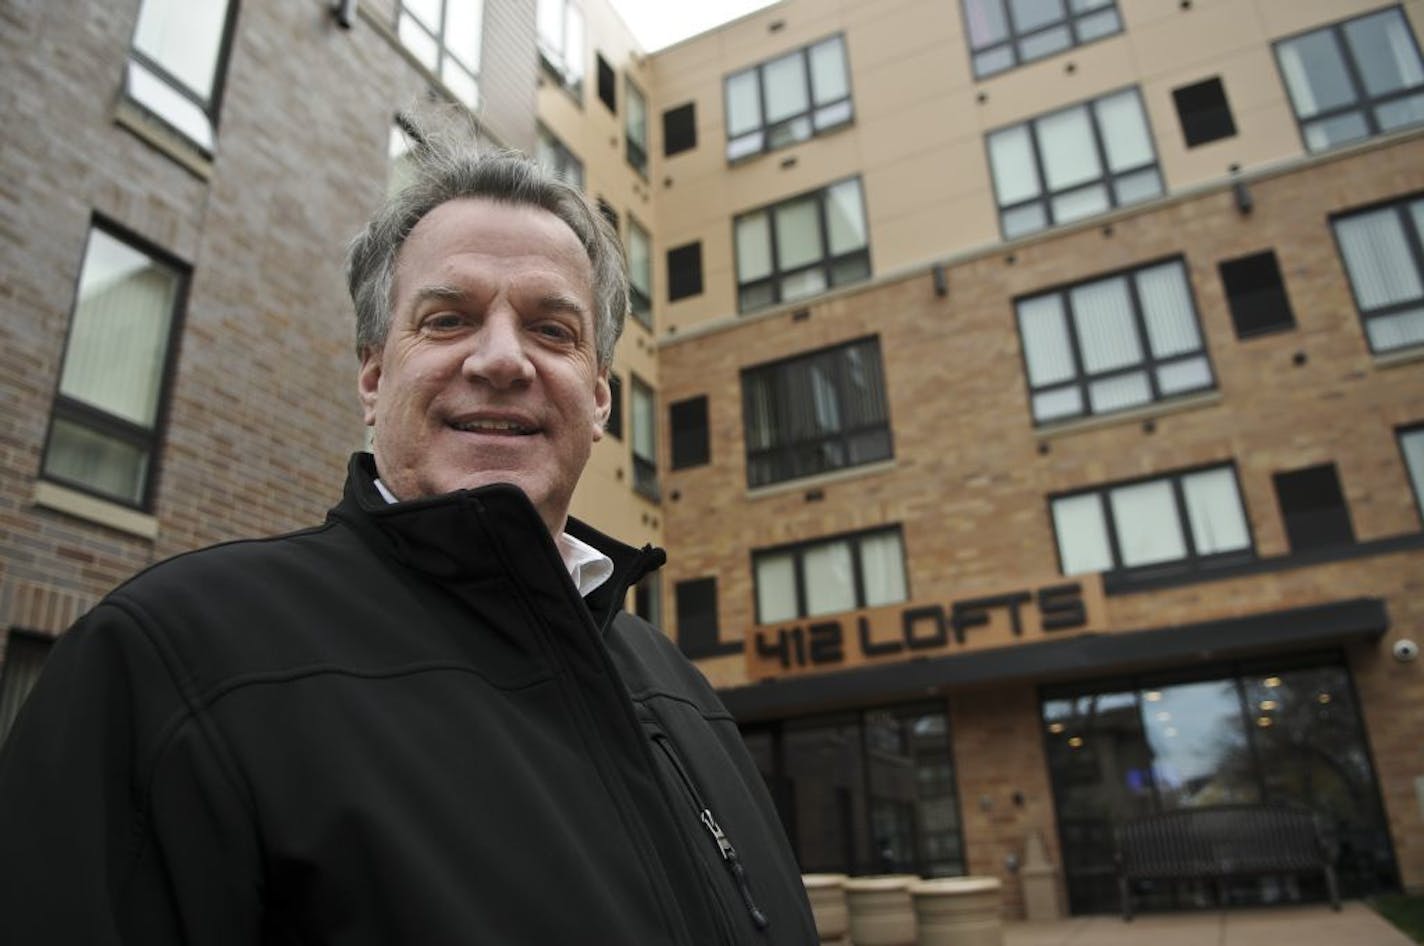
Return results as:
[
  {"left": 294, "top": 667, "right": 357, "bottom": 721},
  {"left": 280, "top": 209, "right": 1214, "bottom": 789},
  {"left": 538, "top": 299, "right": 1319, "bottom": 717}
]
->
[
  {"left": 358, "top": 347, "right": 382, "bottom": 426},
  {"left": 592, "top": 369, "right": 611, "bottom": 442}
]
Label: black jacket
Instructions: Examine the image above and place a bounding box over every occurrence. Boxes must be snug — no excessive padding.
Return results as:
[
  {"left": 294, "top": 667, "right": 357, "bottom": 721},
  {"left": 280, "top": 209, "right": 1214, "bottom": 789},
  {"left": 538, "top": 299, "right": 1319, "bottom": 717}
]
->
[{"left": 0, "top": 455, "right": 816, "bottom": 945}]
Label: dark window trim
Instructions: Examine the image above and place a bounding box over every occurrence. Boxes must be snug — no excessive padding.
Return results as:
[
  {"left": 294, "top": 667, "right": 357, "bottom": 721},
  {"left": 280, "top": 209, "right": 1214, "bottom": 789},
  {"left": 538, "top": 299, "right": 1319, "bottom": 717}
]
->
[
  {"left": 723, "top": 32, "right": 854, "bottom": 163},
  {"left": 40, "top": 215, "right": 190, "bottom": 512},
  {"left": 626, "top": 212, "right": 652, "bottom": 328},
  {"left": 1398, "top": 422, "right": 1424, "bottom": 526},
  {"left": 961, "top": 0, "right": 1124, "bottom": 80},
  {"left": 740, "top": 335, "right": 892, "bottom": 488},
  {"left": 985, "top": 85, "right": 1162, "bottom": 239},
  {"left": 1328, "top": 189, "right": 1424, "bottom": 354},
  {"left": 662, "top": 101, "right": 697, "bottom": 158},
  {"left": 669, "top": 395, "right": 710, "bottom": 470},
  {"left": 1272, "top": 5, "right": 1424, "bottom": 153},
  {"left": 536, "top": 0, "right": 585, "bottom": 101},
  {"left": 606, "top": 370, "right": 623, "bottom": 440},
  {"left": 630, "top": 373, "right": 659, "bottom": 501},
  {"left": 535, "top": 122, "right": 584, "bottom": 189},
  {"left": 733, "top": 175, "right": 871, "bottom": 314},
  {"left": 123, "top": 0, "right": 241, "bottom": 153},
  {"left": 1048, "top": 460, "right": 1257, "bottom": 583},
  {"left": 1013, "top": 254, "right": 1216, "bottom": 426},
  {"left": 751, "top": 523, "right": 908, "bottom": 624},
  {"left": 596, "top": 51, "right": 616, "bottom": 113},
  {"left": 1172, "top": 76, "right": 1237, "bottom": 147},
  {"left": 625, "top": 75, "right": 649, "bottom": 177},
  {"left": 666, "top": 240, "right": 704, "bottom": 302}
]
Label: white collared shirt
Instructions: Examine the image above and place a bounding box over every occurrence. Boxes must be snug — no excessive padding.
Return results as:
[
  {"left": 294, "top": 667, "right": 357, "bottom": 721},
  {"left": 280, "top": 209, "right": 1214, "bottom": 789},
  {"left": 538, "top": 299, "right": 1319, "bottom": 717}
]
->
[{"left": 374, "top": 479, "right": 614, "bottom": 595}]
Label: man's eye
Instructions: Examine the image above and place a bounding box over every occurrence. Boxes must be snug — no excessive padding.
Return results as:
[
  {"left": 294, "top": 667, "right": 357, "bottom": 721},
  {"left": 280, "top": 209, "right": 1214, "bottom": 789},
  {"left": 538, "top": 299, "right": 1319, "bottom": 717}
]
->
[
  {"left": 422, "top": 313, "right": 468, "bottom": 333},
  {"left": 534, "top": 322, "right": 575, "bottom": 342}
]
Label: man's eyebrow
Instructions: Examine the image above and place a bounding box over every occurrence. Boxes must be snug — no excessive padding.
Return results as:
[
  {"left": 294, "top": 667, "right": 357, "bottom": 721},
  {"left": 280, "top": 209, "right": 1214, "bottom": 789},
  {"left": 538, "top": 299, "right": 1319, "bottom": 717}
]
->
[
  {"left": 408, "top": 284, "right": 469, "bottom": 309},
  {"left": 535, "top": 291, "right": 589, "bottom": 318}
]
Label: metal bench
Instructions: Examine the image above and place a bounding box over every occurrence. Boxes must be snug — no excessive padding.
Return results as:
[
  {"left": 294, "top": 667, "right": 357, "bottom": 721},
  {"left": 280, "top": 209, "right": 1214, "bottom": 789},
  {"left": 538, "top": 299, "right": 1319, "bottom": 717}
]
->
[{"left": 1113, "top": 804, "right": 1341, "bottom": 920}]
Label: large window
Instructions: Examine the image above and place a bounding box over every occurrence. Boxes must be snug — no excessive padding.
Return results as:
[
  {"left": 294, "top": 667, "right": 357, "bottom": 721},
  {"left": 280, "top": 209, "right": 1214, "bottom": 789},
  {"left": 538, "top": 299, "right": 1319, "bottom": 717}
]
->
[
  {"left": 396, "top": 0, "right": 484, "bottom": 109},
  {"left": 987, "top": 88, "right": 1162, "bottom": 238},
  {"left": 1016, "top": 258, "right": 1214, "bottom": 425},
  {"left": 626, "top": 78, "right": 648, "bottom": 176},
  {"left": 742, "top": 703, "right": 964, "bottom": 878},
  {"left": 1331, "top": 194, "right": 1424, "bottom": 354},
  {"left": 122, "top": 0, "right": 239, "bottom": 152},
  {"left": 1274, "top": 6, "right": 1424, "bottom": 153},
  {"left": 754, "top": 527, "right": 907, "bottom": 624},
  {"left": 42, "top": 223, "right": 187, "bottom": 509},
  {"left": 631, "top": 375, "right": 658, "bottom": 500},
  {"left": 962, "top": 0, "right": 1122, "bottom": 79},
  {"left": 1051, "top": 464, "right": 1253, "bottom": 578},
  {"left": 536, "top": 0, "right": 584, "bottom": 97},
  {"left": 725, "top": 34, "right": 853, "bottom": 162},
  {"left": 535, "top": 124, "right": 583, "bottom": 189},
  {"left": 1043, "top": 658, "right": 1396, "bottom": 914},
  {"left": 742, "top": 337, "right": 892, "bottom": 488},
  {"left": 735, "top": 177, "right": 869, "bottom": 313},
  {"left": 627, "top": 216, "right": 652, "bottom": 327}
]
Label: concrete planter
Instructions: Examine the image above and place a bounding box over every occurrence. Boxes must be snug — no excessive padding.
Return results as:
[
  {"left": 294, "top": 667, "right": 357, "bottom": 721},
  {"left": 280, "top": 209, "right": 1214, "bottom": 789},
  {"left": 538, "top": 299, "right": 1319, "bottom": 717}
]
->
[
  {"left": 843, "top": 875, "right": 919, "bottom": 946},
  {"left": 802, "top": 873, "right": 849, "bottom": 944},
  {"left": 909, "top": 877, "right": 1003, "bottom": 946}
]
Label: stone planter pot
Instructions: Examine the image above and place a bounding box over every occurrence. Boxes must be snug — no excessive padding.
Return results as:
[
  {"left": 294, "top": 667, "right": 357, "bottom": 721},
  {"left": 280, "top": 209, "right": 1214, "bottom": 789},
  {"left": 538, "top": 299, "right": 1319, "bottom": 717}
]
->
[
  {"left": 909, "top": 877, "right": 1003, "bottom": 946},
  {"left": 802, "top": 873, "right": 849, "bottom": 944},
  {"left": 844, "top": 875, "right": 919, "bottom": 946}
]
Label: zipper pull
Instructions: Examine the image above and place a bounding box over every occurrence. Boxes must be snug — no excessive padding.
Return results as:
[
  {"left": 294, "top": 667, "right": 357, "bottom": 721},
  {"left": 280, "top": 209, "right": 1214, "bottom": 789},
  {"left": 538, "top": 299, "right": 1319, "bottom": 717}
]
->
[{"left": 700, "top": 809, "right": 770, "bottom": 930}]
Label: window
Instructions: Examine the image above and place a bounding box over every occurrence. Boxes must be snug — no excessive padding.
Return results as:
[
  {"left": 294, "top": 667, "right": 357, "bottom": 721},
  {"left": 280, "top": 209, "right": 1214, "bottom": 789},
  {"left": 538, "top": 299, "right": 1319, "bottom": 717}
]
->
[
  {"left": 634, "top": 572, "right": 661, "bottom": 625},
  {"left": 667, "top": 241, "right": 704, "bottom": 301},
  {"left": 627, "top": 216, "right": 652, "bottom": 327},
  {"left": 663, "top": 102, "right": 697, "bottom": 157},
  {"left": 670, "top": 396, "right": 710, "bottom": 470},
  {"left": 0, "top": 632, "right": 53, "bottom": 749},
  {"left": 1173, "top": 77, "right": 1236, "bottom": 147},
  {"left": 962, "top": 0, "right": 1122, "bottom": 79},
  {"left": 1051, "top": 464, "right": 1253, "bottom": 577},
  {"left": 725, "top": 34, "right": 853, "bottom": 162},
  {"left": 735, "top": 177, "right": 870, "bottom": 312},
  {"left": 1219, "top": 250, "right": 1296, "bottom": 338},
  {"left": 396, "top": 0, "right": 484, "bottom": 109},
  {"left": 675, "top": 577, "right": 737, "bottom": 659},
  {"left": 1331, "top": 194, "right": 1424, "bottom": 353},
  {"left": 754, "top": 527, "right": 907, "bottom": 623},
  {"left": 1401, "top": 425, "right": 1424, "bottom": 521},
  {"left": 1274, "top": 464, "right": 1354, "bottom": 552},
  {"left": 987, "top": 87, "right": 1162, "bottom": 238},
  {"left": 742, "top": 337, "right": 892, "bottom": 488},
  {"left": 122, "top": 0, "right": 239, "bottom": 152},
  {"left": 626, "top": 78, "right": 648, "bottom": 175},
  {"left": 1275, "top": 7, "right": 1424, "bottom": 153},
  {"left": 536, "top": 0, "right": 584, "bottom": 96},
  {"left": 534, "top": 125, "right": 583, "bottom": 189},
  {"left": 631, "top": 375, "right": 658, "bottom": 500},
  {"left": 1016, "top": 258, "right": 1214, "bottom": 425},
  {"left": 42, "top": 223, "right": 187, "bottom": 508},
  {"left": 606, "top": 371, "right": 623, "bottom": 440},
  {"left": 596, "top": 52, "right": 616, "bottom": 112}
]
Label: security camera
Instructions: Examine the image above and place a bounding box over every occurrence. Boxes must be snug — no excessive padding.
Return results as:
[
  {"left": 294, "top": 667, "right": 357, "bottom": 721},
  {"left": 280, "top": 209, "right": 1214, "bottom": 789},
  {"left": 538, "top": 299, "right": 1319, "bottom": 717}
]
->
[{"left": 1393, "top": 639, "right": 1419, "bottom": 662}]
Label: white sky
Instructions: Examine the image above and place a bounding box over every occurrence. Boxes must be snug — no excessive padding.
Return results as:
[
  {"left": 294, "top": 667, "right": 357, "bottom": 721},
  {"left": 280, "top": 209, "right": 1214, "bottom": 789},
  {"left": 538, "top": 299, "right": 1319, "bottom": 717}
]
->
[{"left": 607, "top": 0, "right": 779, "bottom": 51}]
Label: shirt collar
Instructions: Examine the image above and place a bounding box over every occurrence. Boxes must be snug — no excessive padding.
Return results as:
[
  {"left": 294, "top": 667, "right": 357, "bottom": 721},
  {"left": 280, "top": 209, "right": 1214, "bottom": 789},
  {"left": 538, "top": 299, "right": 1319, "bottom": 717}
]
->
[{"left": 373, "top": 478, "right": 614, "bottom": 596}]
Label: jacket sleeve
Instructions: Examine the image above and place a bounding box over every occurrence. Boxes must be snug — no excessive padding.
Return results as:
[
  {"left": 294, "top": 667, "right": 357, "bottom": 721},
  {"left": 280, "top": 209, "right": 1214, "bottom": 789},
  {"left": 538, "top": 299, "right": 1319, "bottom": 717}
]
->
[{"left": 0, "top": 602, "right": 265, "bottom": 945}]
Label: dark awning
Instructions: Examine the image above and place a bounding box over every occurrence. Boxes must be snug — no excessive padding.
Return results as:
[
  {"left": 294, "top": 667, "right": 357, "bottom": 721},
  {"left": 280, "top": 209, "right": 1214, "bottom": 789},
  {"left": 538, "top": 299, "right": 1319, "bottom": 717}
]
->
[{"left": 717, "top": 597, "right": 1388, "bottom": 722}]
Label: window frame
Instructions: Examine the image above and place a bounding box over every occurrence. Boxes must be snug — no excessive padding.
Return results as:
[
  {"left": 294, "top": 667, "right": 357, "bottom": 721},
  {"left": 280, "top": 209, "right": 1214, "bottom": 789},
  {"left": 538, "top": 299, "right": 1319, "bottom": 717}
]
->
[
  {"left": 733, "top": 175, "right": 871, "bottom": 314},
  {"left": 667, "top": 240, "right": 704, "bottom": 302},
  {"left": 606, "top": 370, "right": 623, "bottom": 440},
  {"left": 1273, "top": 6, "right": 1424, "bottom": 154},
  {"left": 40, "top": 217, "right": 190, "bottom": 512},
  {"left": 626, "top": 214, "right": 652, "bottom": 327},
  {"left": 122, "top": 0, "right": 241, "bottom": 154},
  {"left": 630, "top": 373, "right": 659, "bottom": 501},
  {"left": 723, "top": 33, "right": 854, "bottom": 163},
  {"left": 625, "top": 75, "right": 649, "bottom": 176},
  {"left": 1399, "top": 423, "right": 1424, "bottom": 526},
  {"left": 1218, "top": 249, "right": 1297, "bottom": 339},
  {"left": 985, "top": 86, "right": 1163, "bottom": 239},
  {"left": 961, "top": 0, "right": 1124, "bottom": 80},
  {"left": 1329, "top": 191, "right": 1424, "bottom": 355},
  {"left": 394, "top": 0, "right": 485, "bottom": 109},
  {"left": 1049, "top": 463, "right": 1256, "bottom": 580},
  {"left": 663, "top": 101, "right": 698, "bottom": 158},
  {"left": 536, "top": 0, "right": 584, "bottom": 99},
  {"left": 535, "top": 123, "right": 584, "bottom": 190},
  {"left": 1014, "top": 255, "right": 1216, "bottom": 427},
  {"left": 596, "top": 51, "right": 616, "bottom": 113},
  {"left": 752, "top": 525, "right": 909, "bottom": 624},
  {"left": 740, "top": 335, "right": 893, "bottom": 489},
  {"left": 1172, "top": 76, "right": 1237, "bottom": 147},
  {"left": 669, "top": 395, "right": 710, "bottom": 470}
]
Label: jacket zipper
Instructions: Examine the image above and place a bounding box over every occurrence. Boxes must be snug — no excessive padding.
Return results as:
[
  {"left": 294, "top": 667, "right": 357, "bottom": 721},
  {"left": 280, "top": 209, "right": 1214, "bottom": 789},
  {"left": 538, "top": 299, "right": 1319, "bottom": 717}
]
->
[{"left": 651, "top": 732, "right": 770, "bottom": 931}]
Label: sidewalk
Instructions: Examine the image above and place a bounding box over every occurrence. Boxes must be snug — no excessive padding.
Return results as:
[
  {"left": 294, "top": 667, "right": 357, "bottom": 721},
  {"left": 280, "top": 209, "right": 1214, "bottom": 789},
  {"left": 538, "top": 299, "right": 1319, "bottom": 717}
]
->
[{"left": 1004, "top": 902, "right": 1413, "bottom": 945}]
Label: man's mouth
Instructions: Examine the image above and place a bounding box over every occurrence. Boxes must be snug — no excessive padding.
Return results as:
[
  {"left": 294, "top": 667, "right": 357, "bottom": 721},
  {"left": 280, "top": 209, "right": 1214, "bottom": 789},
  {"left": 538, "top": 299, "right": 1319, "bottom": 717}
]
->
[{"left": 449, "top": 418, "right": 537, "bottom": 435}]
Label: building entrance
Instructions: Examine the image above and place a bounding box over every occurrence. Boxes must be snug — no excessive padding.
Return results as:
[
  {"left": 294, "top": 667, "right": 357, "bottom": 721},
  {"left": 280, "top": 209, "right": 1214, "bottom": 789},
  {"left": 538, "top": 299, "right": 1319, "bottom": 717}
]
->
[{"left": 1041, "top": 652, "right": 1397, "bottom": 914}]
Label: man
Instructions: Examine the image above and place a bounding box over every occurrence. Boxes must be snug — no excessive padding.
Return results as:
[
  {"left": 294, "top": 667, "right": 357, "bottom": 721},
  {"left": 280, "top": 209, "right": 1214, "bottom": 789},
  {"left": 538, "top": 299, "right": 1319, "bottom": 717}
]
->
[{"left": 0, "top": 125, "right": 817, "bottom": 944}]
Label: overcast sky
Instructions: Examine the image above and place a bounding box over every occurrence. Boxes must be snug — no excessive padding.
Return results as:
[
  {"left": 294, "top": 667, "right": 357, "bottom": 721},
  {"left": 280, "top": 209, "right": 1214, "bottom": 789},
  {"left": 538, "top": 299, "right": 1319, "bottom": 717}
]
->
[{"left": 606, "top": 0, "right": 779, "bottom": 50}]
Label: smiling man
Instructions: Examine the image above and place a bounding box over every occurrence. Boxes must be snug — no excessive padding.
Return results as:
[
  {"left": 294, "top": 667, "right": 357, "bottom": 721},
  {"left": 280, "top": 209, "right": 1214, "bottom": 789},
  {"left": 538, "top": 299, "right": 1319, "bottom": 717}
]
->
[{"left": 0, "top": 121, "right": 816, "bottom": 945}]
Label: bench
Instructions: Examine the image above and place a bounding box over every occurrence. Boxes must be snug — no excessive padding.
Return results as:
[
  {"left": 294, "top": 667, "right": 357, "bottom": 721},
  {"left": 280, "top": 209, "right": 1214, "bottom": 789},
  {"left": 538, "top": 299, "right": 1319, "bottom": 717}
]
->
[{"left": 1113, "top": 804, "right": 1341, "bottom": 920}]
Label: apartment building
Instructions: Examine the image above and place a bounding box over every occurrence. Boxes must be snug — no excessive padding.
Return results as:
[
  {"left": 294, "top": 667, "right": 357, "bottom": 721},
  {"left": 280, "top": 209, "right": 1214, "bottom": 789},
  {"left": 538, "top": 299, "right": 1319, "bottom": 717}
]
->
[{"left": 3, "top": 0, "right": 1423, "bottom": 920}]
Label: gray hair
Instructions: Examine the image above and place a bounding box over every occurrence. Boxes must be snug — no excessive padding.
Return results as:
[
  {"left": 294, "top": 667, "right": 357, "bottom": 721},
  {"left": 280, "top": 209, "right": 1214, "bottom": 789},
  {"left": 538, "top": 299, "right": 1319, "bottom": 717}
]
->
[{"left": 346, "top": 115, "right": 628, "bottom": 368}]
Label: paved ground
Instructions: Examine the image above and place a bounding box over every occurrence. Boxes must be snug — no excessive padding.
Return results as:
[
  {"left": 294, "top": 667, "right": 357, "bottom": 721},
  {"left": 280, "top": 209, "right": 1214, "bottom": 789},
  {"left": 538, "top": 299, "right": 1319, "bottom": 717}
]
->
[{"left": 1004, "top": 902, "right": 1413, "bottom": 945}]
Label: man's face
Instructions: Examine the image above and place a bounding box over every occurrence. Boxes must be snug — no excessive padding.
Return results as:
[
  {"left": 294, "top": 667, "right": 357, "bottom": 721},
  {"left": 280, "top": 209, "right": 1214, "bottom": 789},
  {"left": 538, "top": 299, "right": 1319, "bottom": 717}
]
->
[{"left": 358, "top": 197, "right": 609, "bottom": 534}]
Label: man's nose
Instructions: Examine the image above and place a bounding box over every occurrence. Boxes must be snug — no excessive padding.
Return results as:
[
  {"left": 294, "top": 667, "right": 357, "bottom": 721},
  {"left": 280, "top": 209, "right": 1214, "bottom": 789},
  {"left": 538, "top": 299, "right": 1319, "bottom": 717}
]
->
[{"left": 462, "top": 312, "right": 534, "bottom": 388}]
